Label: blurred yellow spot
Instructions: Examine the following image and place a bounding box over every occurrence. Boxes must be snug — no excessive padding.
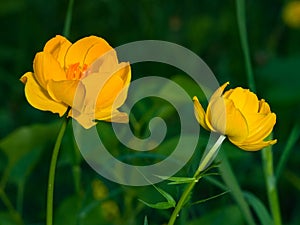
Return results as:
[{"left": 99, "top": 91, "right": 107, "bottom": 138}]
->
[
  {"left": 92, "top": 179, "right": 109, "bottom": 200},
  {"left": 282, "top": 1, "right": 300, "bottom": 28},
  {"left": 101, "top": 200, "right": 120, "bottom": 221}
]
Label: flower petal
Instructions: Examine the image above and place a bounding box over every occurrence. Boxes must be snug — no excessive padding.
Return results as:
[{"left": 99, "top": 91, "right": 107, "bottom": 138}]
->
[
  {"left": 240, "top": 113, "right": 276, "bottom": 144},
  {"left": 234, "top": 139, "right": 277, "bottom": 151},
  {"left": 95, "top": 110, "right": 129, "bottom": 123},
  {"left": 82, "top": 64, "right": 131, "bottom": 113},
  {"left": 225, "top": 101, "right": 248, "bottom": 142},
  {"left": 258, "top": 99, "right": 271, "bottom": 114},
  {"left": 33, "top": 52, "right": 66, "bottom": 88},
  {"left": 226, "top": 87, "right": 259, "bottom": 114},
  {"left": 68, "top": 109, "right": 97, "bottom": 129},
  {"left": 65, "top": 36, "right": 112, "bottom": 68},
  {"left": 20, "top": 72, "right": 67, "bottom": 116},
  {"left": 210, "top": 82, "right": 229, "bottom": 103},
  {"left": 69, "top": 109, "right": 128, "bottom": 129},
  {"left": 43, "top": 35, "right": 72, "bottom": 68},
  {"left": 207, "top": 98, "right": 248, "bottom": 142},
  {"left": 47, "top": 79, "right": 85, "bottom": 111},
  {"left": 193, "top": 96, "right": 210, "bottom": 131}
]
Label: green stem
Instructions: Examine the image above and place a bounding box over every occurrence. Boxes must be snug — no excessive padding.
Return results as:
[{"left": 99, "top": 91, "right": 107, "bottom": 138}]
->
[
  {"left": 236, "top": 1, "right": 281, "bottom": 224},
  {"left": 0, "top": 187, "right": 23, "bottom": 224},
  {"left": 167, "top": 135, "right": 225, "bottom": 225},
  {"left": 46, "top": 118, "right": 68, "bottom": 225},
  {"left": 275, "top": 124, "right": 300, "bottom": 181},
  {"left": 262, "top": 142, "right": 282, "bottom": 225},
  {"left": 62, "top": 0, "right": 75, "bottom": 37},
  {"left": 196, "top": 135, "right": 226, "bottom": 175},
  {"left": 235, "top": 0, "right": 256, "bottom": 92}
]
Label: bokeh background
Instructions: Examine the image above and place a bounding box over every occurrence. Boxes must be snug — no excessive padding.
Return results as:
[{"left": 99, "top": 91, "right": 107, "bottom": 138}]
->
[{"left": 0, "top": 0, "right": 300, "bottom": 224}]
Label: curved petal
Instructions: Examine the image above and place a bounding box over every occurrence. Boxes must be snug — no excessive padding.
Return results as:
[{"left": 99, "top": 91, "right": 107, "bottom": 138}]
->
[
  {"left": 33, "top": 52, "right": 66, "bottom": 88},
  {"left": 207, "top": 98, "right": 248, "bottom": 142},
  {"left": 258, "top": 99, "right": 271, "bottom": 114},
  {"left": 47, "top": 79, "right": 85, "bottom": 111},
  {"left": 226, "top": 87, "right": 259, "bottom": 114},
  {"left": 102, "top": 62, "right": 131, "bottom": 109},
  {"left": 68, "top": 109, "right": 97, "bottom": 129},
  {"left": 70, "top": 109, "right": 128, "bottom": 129},
  {"left": 95, "top": 110, "right": 129, "bottom": 123},
  {"left": 65, "top": 36, "right": 112, "bottom": 68},
  {"left": 43, "top": 35, "right": 72, "bottom": 68},
  {"left": 224, "top": 99, "right": 249, "bottom": 142},
  {"left": 20, "top": 72, "right": 67, "bottom": 116},
  {"left": 83, "top": 42, "right": 115, "bottom": 67},
  {"left": 234, "top": 139, "right": 277, "bottom": 151},
  {"left": 193, "top": 96, "right": 210, "bottom": 131},
  {"left": 210, "top": 82, "right": 229, "bottom": 103},
  {"left": 240, "top": 113, "right": 276, "bottom": 144},
  {"left": 96, "top": 75, "right": 124, "bottom": 109}
]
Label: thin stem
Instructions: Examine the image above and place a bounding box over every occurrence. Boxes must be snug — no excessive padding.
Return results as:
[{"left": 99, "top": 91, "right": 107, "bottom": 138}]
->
[
  {"left": 235, "top": 0, "right": 256, "bottom": 92},
  {"left": 262, "top": 142, "right": 282, "bottom": 225},
  {"left": 196, "top": 135, "right": 226, "bottom": 175},
  {"left": 62, "top": 0, "right": 75, "bottom": 37},
  {"left": 46, "top": 118, "right": 68, "bottom": 225},
  {"left": 0, "top": 187, "right": 23, "bottom": 224},
  {"left": 235, "top": 1, "right": 281, "bottom": 224},
  {"left": 167, "top": 135, "right": 225, "bottom": 225},
  {"left": 275, "top": 124, "right": 300, "bottom": 181}
]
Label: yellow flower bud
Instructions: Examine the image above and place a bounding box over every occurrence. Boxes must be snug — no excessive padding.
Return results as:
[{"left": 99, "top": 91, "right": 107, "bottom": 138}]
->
[
  {"left": 193, "top": 82, "right": 277, "bottom": 151},
  {"left": 20, "top": 35, "right": 131, "bottom": 128}
]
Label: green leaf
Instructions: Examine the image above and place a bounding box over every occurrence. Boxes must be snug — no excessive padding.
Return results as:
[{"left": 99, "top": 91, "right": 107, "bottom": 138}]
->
[
  {"left": 54, "top": 195, "right": 81, "bottom": 225},
  {"left": 0, "top": 122, "right": 61, "bottom": 184},
  {"left": 187, "top": 205, "right": 244, "bottom": 225},
  {"left": 139, "top": 199, "right": 174, "bottom": 210},
  {"left": 156, "top": 175, "right": 196, "bottom": 185},
  {"left": 139, "top": 186, "right": 176, "bottom": 209},
  {"left": 154, "top": 187, "right": 176, "bottom": 207},
  {"left": 243, "top": 192, "right": 274, "bottom": 225},
  {"left": 0, "top": 212, "right": 22, "bottom": 225},
  {"left": 217, "top": 151, "right": 256, "bottom": 225},
  {"left": 190, "top": 190, "right": 230, "bottom": 206},
  {"left": 256, "top": 55, "right": 300, "bottom": 106},
  {"left": 143, "top": 216, "right": 148, "bottom": 225}
]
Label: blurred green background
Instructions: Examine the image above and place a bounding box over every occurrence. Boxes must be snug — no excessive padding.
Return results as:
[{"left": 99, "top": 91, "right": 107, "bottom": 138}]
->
[{"left": 0, "top": 0, "right": 300, "bottom": 225}]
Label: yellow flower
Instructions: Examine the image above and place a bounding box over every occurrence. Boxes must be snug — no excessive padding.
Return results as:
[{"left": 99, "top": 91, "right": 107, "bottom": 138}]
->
[
  {"left": 20, "top": 35, "right": 131, "bottom": 128},
  {"left": 193, "top": 82, "right": 277, "bottom": 151},
  {"left": 282, "top": 1, "right": 300, "bottom": 28}
]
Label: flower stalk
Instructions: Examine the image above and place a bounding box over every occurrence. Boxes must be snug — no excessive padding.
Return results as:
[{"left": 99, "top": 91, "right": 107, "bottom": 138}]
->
[
  {"left": 46, "top": 118, "right": 68, "bottom": 225},
  {"left": 262, "top": 141, "right": 282, "bottom": 225},
  {"left": 167, "top": 135, "right": 226, "bottom": 225}
]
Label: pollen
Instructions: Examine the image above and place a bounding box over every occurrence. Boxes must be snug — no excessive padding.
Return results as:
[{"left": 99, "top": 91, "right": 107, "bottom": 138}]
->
[{"left": 66, "top": 63, "right": 88, "bottom": 80}]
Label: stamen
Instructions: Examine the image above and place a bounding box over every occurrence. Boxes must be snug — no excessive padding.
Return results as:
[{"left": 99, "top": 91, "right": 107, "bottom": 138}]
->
[{"left": 66, "top": 63, "right": 88, "bottom": 80}]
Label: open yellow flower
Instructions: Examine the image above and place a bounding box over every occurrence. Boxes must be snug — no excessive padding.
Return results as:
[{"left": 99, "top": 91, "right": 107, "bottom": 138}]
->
[
  {"left": 193, "top": 82, "right": 277, "bottom": 151},
  {"left": 20, "top": 35, "right": 131, "bottom": 128}
]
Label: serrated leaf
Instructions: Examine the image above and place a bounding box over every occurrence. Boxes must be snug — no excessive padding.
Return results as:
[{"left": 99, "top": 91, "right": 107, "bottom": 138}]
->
[{"left": 139, "top": 199, "right": 174, "bottom": 210}]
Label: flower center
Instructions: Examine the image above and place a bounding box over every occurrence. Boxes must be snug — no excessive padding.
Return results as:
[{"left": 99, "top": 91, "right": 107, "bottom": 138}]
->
[{"left": 66, "top": 63, "right": 88, "bottom": 80}]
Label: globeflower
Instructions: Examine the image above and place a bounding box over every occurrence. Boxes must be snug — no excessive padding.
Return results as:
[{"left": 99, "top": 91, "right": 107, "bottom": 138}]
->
[
  {"left": 20, "top": 35, "right": 131, "bottom": 128},
  {"left": 193, "top": 82, "right": 277, "bottom": 151}
]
